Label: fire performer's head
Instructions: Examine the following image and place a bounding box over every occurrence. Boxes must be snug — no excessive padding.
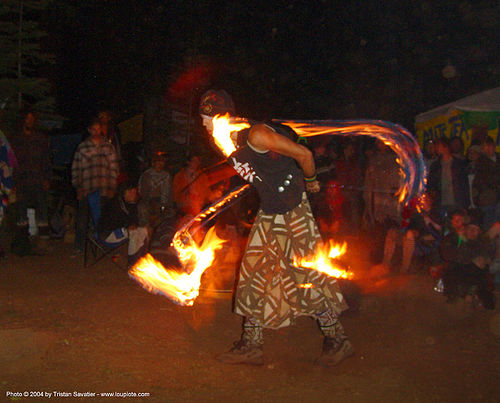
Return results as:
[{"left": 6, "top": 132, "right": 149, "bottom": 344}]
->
[
  {"left": 199, "top": 89, "right": 251, "bottom": 156},
  {"left": 199, "top": 89, "right": 235, "bottom": 131}
]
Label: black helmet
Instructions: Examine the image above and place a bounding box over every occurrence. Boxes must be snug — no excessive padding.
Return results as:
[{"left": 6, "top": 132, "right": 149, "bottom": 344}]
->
[{"left": 199, "top": 89, "right": 235, "bottom": 117}]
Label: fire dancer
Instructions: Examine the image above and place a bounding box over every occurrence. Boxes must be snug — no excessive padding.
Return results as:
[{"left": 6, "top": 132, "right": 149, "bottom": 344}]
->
[{"left": 200, "top": 90, "right": 353, "bottom": 366}]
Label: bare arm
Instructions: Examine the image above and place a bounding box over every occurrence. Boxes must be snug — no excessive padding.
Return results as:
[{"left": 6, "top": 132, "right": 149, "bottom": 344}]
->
[{"left": 248, "top": 124, "right": 316, "bottom": 178}]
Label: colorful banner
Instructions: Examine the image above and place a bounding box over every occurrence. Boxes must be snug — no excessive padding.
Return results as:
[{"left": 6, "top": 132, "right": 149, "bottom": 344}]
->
[{"left": 416, "top": 109, "right": 500, "bottom": 151}]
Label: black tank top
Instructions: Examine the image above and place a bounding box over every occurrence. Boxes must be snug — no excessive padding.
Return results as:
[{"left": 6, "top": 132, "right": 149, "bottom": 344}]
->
[{"left": 228, "top": 124, "right": 304, "bottom": 214}]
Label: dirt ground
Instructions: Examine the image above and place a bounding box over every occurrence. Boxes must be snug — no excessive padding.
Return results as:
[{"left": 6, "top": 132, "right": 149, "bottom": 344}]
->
[{"left": 1, "top": 233, "right": 499, "bottom": 403}]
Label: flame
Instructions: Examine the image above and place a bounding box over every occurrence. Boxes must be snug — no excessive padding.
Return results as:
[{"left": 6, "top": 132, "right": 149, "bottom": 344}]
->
[
  {"left": 275, "top": 120, "right": 426, "bottom": 206},
  {"left": 293, "top": 240, "right": 353, "bottom": 280},
  {"left": 211, "top": 114, "right": 250, "bottom": 157},
  {"left": 128, "top": 227, "right": 226, "bottom": 306}
]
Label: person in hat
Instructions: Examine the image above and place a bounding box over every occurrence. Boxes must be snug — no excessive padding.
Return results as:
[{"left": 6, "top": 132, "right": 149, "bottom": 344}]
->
[
  {"left": 200, "top": 89, "right": 353, "bottom": 367},
  {"left": 138, "top": 152, "right": 174, "bottom": 227}
]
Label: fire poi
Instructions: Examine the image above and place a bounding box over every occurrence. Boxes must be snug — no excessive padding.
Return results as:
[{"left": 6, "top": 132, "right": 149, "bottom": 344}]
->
[{"left": 129, "top": 114, "right": 425, "bottom": 307}]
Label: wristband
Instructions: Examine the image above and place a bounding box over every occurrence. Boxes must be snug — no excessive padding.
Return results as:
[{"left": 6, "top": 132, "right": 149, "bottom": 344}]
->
[{"left": 304, "top": 174, "right": 317, "bottom": 182}]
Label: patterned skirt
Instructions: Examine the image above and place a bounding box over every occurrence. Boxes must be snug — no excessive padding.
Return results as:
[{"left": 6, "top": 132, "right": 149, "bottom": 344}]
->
[{"left": 234, "top": 193, "right": 349, "bottom": 329}]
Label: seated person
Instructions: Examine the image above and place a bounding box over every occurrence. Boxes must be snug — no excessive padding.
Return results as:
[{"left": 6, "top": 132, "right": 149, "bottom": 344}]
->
[
  {"left": 440, "top": 212, "right": 495, "bottom": 309},
  {"left": 97, "top": 183, "right": 149, "bottom": 268},
  {"left": 173, "top": 155, "right": 212, "bottom": 217},
  {"left": 382, "top": 193, "right": 442, "bottom": 273},
  {"left": 138, "top": 152, "right": 173, "bottom": 227}
]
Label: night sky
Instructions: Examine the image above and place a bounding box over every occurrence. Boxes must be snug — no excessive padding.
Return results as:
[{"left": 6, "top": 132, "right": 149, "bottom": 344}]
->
[{"left": 46, "top": 0, "right": 500, "bottom": 129}]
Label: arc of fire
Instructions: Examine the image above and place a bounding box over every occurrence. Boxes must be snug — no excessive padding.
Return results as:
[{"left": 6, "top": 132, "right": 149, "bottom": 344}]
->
[
  {"left": 175, "top": 118, "right": 426, "bottom": 264},
  {"left": 129, "top": 117, "right": 426, "bottom": 305},
  {"left": 273, "top": 119, "right": 427, "bottom": 205}
]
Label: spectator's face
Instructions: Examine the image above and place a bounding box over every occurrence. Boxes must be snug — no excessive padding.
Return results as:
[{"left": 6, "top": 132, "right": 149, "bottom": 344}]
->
[
  {"left": 153, "top": 159, "right": 165, "bottom": 172},
  {"left": 421, "top": 196, "right": 433, "bottom": 212},
  {"left": 450, "top": 214, "right": 465, "bottom": 233},
  {"left": 450, "top": 138, "right": 463, "bottom": 154},
  {"left": 88, "top": 123, "right": 102, "bottom": 140},
  {"left": 434, "top": 143, "right": 443, "bottom": 155},
  {"left": 23, "top": 113, "right": 36, "bottom": 135},
  {"left": 468, "top": 149, "right": 480, "bottom": 161},
  {"left": 482, "top": 143, "right": 495, "bottom": 156},
  {"left": 124, "top": 187, "right": 139, "bottom": 203},
  {"left": 424, "top": 142, "right": 435, "bottom": 156},
  {"left": 315, "top": 145, "right": 326, "bottom": 156},
  {"left": 465, "top": 224, "right": 481, "bottom": 240}
]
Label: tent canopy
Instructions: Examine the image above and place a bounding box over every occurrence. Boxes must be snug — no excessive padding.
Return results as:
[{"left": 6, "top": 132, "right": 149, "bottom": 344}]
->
[{"left": 416, "top": 87, "right": 500, "bottom": 123}]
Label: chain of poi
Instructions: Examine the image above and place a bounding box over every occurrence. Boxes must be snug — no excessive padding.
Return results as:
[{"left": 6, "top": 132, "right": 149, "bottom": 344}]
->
[{"left": 273, "top": 119, "right": 426, "bottom": 205}]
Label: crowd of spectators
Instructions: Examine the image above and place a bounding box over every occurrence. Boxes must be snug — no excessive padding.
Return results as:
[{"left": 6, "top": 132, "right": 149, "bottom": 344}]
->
[
  {"left": 314, "top": 135, "right": 499, "bottom": 309},
  {"left": 302, "top": 133, "right": 499, "bottom": 309},
  {"left": 0, "top": 109, "right": 499, "bottom": 309}
]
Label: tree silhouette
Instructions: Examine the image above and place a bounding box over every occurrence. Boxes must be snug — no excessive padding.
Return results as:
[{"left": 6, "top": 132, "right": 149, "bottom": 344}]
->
[{"left": 0, "top": 0, "right": 55, "bottom": 119}]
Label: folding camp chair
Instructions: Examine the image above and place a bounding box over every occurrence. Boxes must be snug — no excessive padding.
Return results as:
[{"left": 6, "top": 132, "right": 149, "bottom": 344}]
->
[{"left": 83, "top": 191, "right": 127, "bottom": 268}]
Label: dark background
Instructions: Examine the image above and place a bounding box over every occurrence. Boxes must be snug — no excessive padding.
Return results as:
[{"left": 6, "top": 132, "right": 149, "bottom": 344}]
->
[{"left": 46, "top": 0, "right": 499, "bottom": 130}]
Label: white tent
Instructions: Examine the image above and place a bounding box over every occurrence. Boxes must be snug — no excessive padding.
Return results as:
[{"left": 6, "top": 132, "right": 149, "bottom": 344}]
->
[
  {"left": 415, "top": 87, "right": 500, "bottom": 150},
  {"left": 416, "top": 87, "right": 500, "bottom": 123}
]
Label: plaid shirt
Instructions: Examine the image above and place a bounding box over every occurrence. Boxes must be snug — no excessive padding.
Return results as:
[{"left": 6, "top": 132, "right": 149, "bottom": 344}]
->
[{"left": 71, "top": 137, "right": 118, "bottom": 196}]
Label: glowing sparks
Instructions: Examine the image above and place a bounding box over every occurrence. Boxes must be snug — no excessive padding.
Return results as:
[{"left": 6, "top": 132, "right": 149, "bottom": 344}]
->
[
  {"left": 293, "top": 241, "right": 353, "bottom": 280},
  {"left": 129, "top": 227, "right": 226, "bottom": 306},
  {"left": 211, "top": 114, "right": 250, "bottom": 157}
]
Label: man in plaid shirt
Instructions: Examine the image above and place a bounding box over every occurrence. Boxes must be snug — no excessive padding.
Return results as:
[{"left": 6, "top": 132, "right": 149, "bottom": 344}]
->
[{"left": 71, "top": 117, "right": 119, "bottom": 254}]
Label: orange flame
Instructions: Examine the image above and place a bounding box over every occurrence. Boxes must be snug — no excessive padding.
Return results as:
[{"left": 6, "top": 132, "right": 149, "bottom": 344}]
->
[
  {"left": 293, "top": 240, "right": 353, "bottom": 280},
  {"left": 211, "top": 114, "right": 250, "bottom": 157},
  {"left": 129, "top": 227, "right": 226, "bottom": 306},
  {"left": 280, "top": 121, "right": 424, "bottom": 206}
]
